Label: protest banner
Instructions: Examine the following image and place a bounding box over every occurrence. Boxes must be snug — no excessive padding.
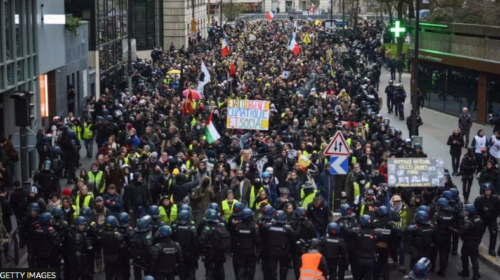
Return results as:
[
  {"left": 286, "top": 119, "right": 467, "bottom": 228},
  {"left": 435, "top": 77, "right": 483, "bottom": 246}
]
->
[
  {"left": 387, "top": 158, "right": 445, "bottom": 187},
  {"left": 226, "top": 99, "right": 270, "bottom": 130}
]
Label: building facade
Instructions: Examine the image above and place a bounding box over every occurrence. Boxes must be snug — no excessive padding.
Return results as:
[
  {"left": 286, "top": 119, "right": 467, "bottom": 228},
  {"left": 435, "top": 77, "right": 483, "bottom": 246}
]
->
[
  {"left": 66, "top": 0, "right": 129, "bottom": 95},
  {"left": 410, "top": 22, "right": 500, "bottom": 124},
  {"left": 38, "top": 0, "right": 92, "bottom": 122},
  {"left": 0, "top": 0, "right": 40, "bottom": 144},
  {"left": 164, "top": 0, "right": 208, "bottom": 49}
]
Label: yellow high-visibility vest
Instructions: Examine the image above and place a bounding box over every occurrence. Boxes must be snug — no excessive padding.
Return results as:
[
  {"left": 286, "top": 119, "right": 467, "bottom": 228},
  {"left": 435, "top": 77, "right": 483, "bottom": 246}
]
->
[
  {"left": 159, "top": 204, "right": 178, "bottom": 225},
  {"left": 222, "top": 199, "right": 239, "bottom": 221},
  {"left": 75, "top": 194, "right": 93, "bottom": 208},
  {"left": 83, "top": 123, "right": 93, "bottom": 139},
  {"left": 300, "top": 189, "right": 317, "bottom": 207},
  {"left": 59, "top": 205, "right": 79, "bottom": 219},
  {"left": 75, "top": 126, "right": 82, "bottom": 141},
  {"left": 249, "top": 185, "right": 263, "bottom": 209},
  {"left": 88, "top": 171, "right": 105, "bottom": 194}
]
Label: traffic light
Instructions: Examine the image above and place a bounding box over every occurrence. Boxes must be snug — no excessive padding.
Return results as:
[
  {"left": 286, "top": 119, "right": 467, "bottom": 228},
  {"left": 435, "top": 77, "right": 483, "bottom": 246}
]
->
[{"left": 10, "top": 91, "right": 35, "bottom": 127}]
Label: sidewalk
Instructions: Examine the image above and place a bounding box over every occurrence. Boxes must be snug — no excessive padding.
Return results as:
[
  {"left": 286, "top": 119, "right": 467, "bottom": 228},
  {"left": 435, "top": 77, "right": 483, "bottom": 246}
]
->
[{"left": 378, "top": 68, "right": 500, "bottom": 272}]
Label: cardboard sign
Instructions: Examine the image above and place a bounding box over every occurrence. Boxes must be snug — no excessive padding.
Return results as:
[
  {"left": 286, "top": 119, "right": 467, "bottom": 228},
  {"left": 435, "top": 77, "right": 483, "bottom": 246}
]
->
[
  {"left": 227, "top": 99, "right": 270, "bottom": 130},
  {"left": 387, "top": 158, "right": 445, "bottom": 187}
]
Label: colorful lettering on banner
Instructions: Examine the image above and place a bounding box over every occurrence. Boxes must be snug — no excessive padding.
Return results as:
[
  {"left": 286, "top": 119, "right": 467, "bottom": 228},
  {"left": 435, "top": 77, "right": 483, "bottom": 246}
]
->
[{"left": 226, "top": 99, "right": 270, "bottom": 130}]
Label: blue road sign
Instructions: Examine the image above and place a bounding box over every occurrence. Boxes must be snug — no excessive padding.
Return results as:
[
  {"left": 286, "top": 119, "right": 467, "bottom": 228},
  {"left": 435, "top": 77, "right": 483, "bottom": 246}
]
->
[{"left": 330, "top": 156, "right": 348, "bottom": 175}]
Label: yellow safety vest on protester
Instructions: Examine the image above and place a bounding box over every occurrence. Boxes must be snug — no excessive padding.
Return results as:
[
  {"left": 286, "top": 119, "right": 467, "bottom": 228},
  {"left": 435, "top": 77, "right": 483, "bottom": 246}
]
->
[
  {"left": 222, "top": 199, "right": 239, "bottom": 221},
  {"left": 159, "top": 204, "right": 178, "bottom": 225}
]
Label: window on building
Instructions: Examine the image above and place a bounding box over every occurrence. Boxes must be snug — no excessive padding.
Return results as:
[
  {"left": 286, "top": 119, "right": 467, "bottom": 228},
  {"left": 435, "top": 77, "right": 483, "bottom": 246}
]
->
[
  {"left": 17, "top": 61, "right": 23, "bottom": 81},
  {"left": 7, "top": 63, "right": 15, "bottom": 85},
  {"left": 0, "top": 67, "right": 4, "bottom": 90},
  {"left": 131, "top": 0, "right": 157, "bottom": 50},
  {"left": 15, "top": 0, "right": 22, "bottom": 57},
  {"left": 5, "top": 0, "right": 13, "bottom": 61}
]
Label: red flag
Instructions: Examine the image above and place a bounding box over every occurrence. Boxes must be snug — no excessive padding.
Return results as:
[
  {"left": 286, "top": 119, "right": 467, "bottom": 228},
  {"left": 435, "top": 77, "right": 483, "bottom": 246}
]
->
[
  {"left": 182, "top": 87, "right": 195, "bottom": 116},
  {"left": 230, "top": 61, "right": 236, "bottom": 76}
]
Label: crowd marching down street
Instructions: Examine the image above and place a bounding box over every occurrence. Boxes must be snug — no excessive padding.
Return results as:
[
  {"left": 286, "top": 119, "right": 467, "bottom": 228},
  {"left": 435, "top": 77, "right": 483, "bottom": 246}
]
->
[{"left": 0, "top": 16, "right": 500, "bottom": 280}]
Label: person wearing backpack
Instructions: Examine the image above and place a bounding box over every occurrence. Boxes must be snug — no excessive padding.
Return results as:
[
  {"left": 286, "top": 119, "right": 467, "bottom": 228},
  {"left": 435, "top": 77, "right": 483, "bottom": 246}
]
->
[
  {"left": 199, "top": 209, "right": 231, "bottom": 280},
  {"left": 263, "top": 210, "right": 297, "bottom": 280}
]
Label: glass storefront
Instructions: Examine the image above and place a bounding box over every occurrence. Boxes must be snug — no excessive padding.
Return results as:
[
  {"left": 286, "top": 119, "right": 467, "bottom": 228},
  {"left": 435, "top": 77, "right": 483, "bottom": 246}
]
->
[
  {"left": 418, "top": 60, "right": 479, "bottom": 121},
  {"left": 132, "top": 0, "right": 159, "bottom": 50},
  {"left": 486, "top": 75, "right": 500, "bottom": 120}
]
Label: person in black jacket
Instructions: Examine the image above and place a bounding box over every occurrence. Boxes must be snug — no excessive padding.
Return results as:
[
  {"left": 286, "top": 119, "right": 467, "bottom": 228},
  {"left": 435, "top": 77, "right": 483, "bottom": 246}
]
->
[
  {"left": 447, "top": 128, "right": 464, "bottom": 176},
  {"left": 306, "top": 195, "right": 333, "bottom": 237},
  {"left": 460, "top": 148, "right": 478, "bottom": 203},
  {"left": 124, "top": 172, "right": 152, "bottom": 226},
  {"left": 9, "top": 181, "right": 28, "bottom": 224}
]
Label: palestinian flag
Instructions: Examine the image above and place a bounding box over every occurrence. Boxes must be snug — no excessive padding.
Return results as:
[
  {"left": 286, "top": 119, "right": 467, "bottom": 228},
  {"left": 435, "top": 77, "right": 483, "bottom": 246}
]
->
[{"left": 204, "top": 113, "right": 221, "bottom": 144}]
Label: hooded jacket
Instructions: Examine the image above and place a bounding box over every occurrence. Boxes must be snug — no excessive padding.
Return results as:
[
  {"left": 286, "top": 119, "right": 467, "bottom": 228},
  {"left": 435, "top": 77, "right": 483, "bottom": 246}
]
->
[{"left": 124, "top": 173, "right": 152, "bottom": 211}]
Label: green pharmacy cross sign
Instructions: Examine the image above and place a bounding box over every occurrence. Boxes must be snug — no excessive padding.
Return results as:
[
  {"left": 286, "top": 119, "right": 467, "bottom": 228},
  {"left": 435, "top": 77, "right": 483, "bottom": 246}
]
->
[{"left": 390, "top": 21, "right": 406, "bottom": 38}]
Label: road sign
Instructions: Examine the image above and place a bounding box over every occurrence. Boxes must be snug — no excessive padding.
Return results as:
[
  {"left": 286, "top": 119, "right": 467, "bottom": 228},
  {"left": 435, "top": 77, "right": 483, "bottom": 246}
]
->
[
  {"left": 190, "top": 18, "right": 197, "bottom": 32},
  {"left": 390, "top": 20, "right": 406, "bottom": 38},
  {"left": 334, "top": 21, "right": 347, "bottom": 26},
  {"left": 11, "top": 127, "right": 37, "bottom": 152},
  {"left": 324, "top": 131, "right": 350, "bottom": 156},
  {"left": 330, "top": 156, "right": 348, "bottom": 175}
]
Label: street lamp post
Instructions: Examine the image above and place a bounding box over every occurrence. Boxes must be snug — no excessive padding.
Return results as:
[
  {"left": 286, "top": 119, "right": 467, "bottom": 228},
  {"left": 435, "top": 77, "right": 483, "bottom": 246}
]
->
[
  {"left": 411, "top": 0, "right": 421, "bottom": 137},
  {"left": 342, "top": 0, "right": 345, "bottom": 37}
]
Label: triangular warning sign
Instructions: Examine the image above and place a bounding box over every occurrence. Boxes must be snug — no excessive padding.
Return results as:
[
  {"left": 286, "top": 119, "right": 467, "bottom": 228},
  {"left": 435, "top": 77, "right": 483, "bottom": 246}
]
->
[{"left": 324, "top": 131, "right": 350, "bottom": 156}]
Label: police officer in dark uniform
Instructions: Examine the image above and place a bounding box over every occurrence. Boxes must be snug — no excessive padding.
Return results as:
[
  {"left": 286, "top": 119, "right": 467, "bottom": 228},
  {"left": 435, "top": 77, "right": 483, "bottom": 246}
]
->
[
  {"left": 473, "top": 182, "right": 500, "bottom": 256},
  {"left": 348, "top": 214, "right": 381, "bottom": 280},
  {"left": 198, "top": 209, "right": 231, "bottom": 280},
  {"left": 442, "top": 190, "right": 461, "bottom": 255},
  {"left": 150, "top": 226, "right": 184, "bottom": 280},
  {"left": 117, "top": 212, "right": 135, "bottom": 280},
  {"left": 258, "top": 205, "right": 275, "bottom": 280},
  {"left": 228, "top": 201, "right": 244, "bottom": 277},
  {"left": 148, "top": 205, "right": 165, "bottom": 244},
  {"left": 291, "top": 207, "right": 317, "bottom": 280},
  {"left": 320, "top": 222, "right": 349, "bottom": 280},
  {"left": 385, "top": 80, "right": 395, "bottom": 113},
  {"left": 67, "top": 216, "right": 93, "bottom": 280},
  {"left": 80, "top": 207, "right": 99, "bottom": 280},
  {"left": 372, "top": 206, "right": 399, "bottom": 280},
  {"left": 456, "top": 204, "right": 484, "bottom": 280},
  {"left": 51, "top": 208, "right": 69, "bottom": 269},
  {"left": 406, "top": 211, "right": 438, "bottom": 270},
  {"left": 19, "top": 203, "right": 40, "bottom": 268},
  {"left": 431, "top": 198, "right": 455, "bottom": 277},
  {"left": 22, "top": 186, "right": 47, "bottom": 213},
  {"left": 263, "top": 210, "right": 296, "bottom": 280},
  {"left": 132, "top": 216, "right": 154, "bottom": 280},
  {"left": 196, "top": 203, "right": 225, "bottom": 235},
  {"left": 402, "top": 258, "right": 431, "bottom": 280},
  {"left": 100, "top": 216, "right": 125, "bottom": 280},
  {"left": 394, "top": 84, "right": 406, "bottom": 120},
  {"left": 171, "top": 210, "right": 198, "bottom": 280},
  {"left": 33, "top": 213, "right": 59, "bottom": 268},
  {"left": 335, "top": 204, "right": 358, "bottom": 280},
  {"left": 233, "top": 208, "right": 261, "bottom": 280},
  {"left": 33, "top": 160, "right": 61, "bottom": 200}
]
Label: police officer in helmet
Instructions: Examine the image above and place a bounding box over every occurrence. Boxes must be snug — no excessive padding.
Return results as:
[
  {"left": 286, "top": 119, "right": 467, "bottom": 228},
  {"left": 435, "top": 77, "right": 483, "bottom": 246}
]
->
[
  {"left": 150, "top": 226, "right": 184, "bottom": 280},
  {"left": 171, "top": 210, "right": 198, "bottom": 280},
  {"left": 299, "top": 238, "right": 329, "bottom": 280},
  {"left": 455, "top": 204, "right": 483, "bottom": 280},
  {"left": 473, "top": 182, "right": 500, "bottom": 256},
  {"left": 198, "top": 209, "right": 231, "bottom": 280},
  {"left": 320, "top": 222, "right": 349, "bottom": 280},
  {"left": 33, "top": 213, "right": 59, "bottom": 268},
  {"left": 263, "top": 210, "right": 296, "bottom": 280},
  {"left": 233, "top": 208, "right": 260, "bottom": 280},
  {"left": 99, "top": 216, "right": 125, "bottom": 280}
]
